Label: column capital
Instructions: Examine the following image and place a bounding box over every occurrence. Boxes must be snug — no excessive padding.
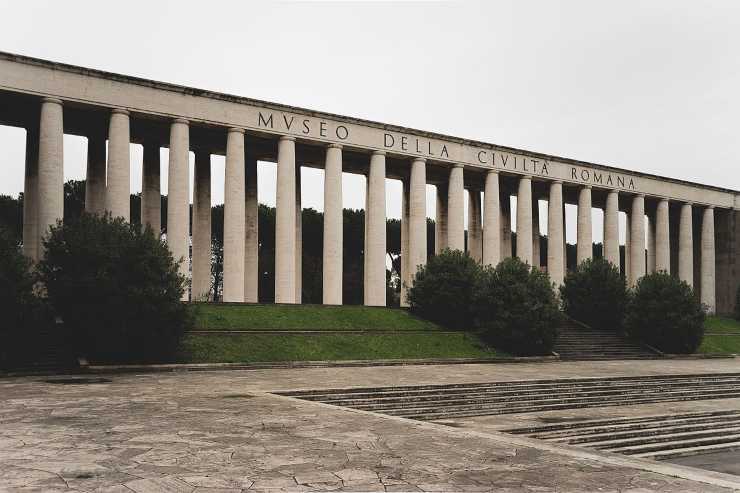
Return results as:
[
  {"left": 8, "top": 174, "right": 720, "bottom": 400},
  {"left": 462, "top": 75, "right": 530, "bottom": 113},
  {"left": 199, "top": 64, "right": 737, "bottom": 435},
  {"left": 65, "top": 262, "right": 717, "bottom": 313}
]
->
[
  {"left": 227, "top": 127, "right": 245, "bottom": 135},
  {"left": 172, "top": 117, "right": 189, "bottom": 125},
  {"left": 327, "top": 143, "right": 343, "bottom": 150},
  {"left": 582, "top": 184, "right": 592, "bottom": 189},
  {"left": 486, "top": 168, "right": 499, "bottom": 175},
  {"left": 706, "top": 204, "right": 715, "bottom": 210},
  {"left": 683, "top": 201, "right": 694, "bottom": 207},
  {"left": 519, "top": 175, "right": 532, "bottom": 182},
  {"left": 453, "top": 163, "right": 464, "bottom": 169},
  {"left": 41, "top": 96, "right": 63, "bottom": 105},
  {"left": 111, "top": 108, "right": 130, "bottom": 116},
  {"left": 635, "top": 193, "right": 646, "bottom": 198},
  {"left": 279, "top": 135, "right": 296, "bottom": 142},
  {"left": 371, "top": 149, "right": 385, "bottom": 156},
  {"left": 551, "top": 179, "right": 563, "bottom": 185},
  {"left": 412, "top": 157, "right": 427, "bottom": 164}
]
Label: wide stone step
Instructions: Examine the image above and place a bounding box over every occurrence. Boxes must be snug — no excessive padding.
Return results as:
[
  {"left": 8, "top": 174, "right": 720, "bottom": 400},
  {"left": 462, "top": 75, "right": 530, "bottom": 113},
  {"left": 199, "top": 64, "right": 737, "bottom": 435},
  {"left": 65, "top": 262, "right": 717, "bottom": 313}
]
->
[
  {"left": 589, "top": 425, "right": 740, "bottom": 449},
  {"left": 504, "top": 410, "right": 740, "bottom": 461},
  {"left": 611, "top": 432, "right": 740, "bottom": 455},
  {"left": 634, "top": 441, "right": 740, "bottom": 460},
  {"left": 282, "top": 373, "right": 740, "bottom": 399},
  {"left": 523, "top": 412, "right": 740, "bottom": 440},
  {"left": 370, "top": 386, "right": 740, "bottom": 416},
  {"left": 312, "top": 383, "right": 740, "bottom": 408},
  {"left": 397, "top": 391, "right": 740, "bottom": 420}
]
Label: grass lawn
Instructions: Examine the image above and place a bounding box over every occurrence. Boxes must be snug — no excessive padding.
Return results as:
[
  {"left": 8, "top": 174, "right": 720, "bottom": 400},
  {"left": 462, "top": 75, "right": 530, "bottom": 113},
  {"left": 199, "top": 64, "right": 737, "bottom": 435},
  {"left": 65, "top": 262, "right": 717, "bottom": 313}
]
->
[
  {"left": 191, "top": 303, "right": 446, "bottom": 331},
  {"left": 698, "top": 316, "right": 740, "bottom": 355},
  {"left": 178, "top": 332, "right": 499, "bottom": 363},
  {"left": 703, "top": 316, "right": 740, "bottom": 333}
]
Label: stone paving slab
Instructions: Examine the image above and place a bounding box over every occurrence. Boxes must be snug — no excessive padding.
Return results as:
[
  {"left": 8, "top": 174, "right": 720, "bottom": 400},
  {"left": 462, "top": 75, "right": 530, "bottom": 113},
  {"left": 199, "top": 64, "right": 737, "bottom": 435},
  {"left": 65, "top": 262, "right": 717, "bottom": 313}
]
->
[{"left": 1, "top": 361, "right": 739, "bottom": 492}]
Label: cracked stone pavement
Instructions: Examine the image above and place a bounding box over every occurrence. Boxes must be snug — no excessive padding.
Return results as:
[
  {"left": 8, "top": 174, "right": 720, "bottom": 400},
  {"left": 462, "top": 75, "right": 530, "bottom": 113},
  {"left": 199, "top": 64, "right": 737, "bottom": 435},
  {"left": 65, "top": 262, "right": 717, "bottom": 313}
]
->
[{"left": 1, "top": 360, "right": 739, "bottom": 492}]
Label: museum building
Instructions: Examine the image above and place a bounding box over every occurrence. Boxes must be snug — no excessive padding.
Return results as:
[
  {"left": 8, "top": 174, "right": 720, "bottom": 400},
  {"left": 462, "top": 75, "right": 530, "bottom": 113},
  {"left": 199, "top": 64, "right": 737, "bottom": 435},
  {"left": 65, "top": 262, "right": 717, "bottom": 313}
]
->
[{"left": 1, "top": 52, "right": 738, "bottom": 313}]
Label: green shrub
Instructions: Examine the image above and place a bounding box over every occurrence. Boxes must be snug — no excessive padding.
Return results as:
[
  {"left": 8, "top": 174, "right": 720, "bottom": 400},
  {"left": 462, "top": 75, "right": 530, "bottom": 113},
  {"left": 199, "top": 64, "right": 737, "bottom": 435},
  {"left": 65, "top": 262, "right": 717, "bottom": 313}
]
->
[
  {"left": 407, "top": 249, "right": 481, "bottom": 330},
  {"left": 560, "top": 258, "right": 627, "bottom": 331},
  {"left": 0, "top": 226, "right": 53, "bottom": 368},
  {"left": 38, "top": 213, "right": 192, "bottom": 363},
  {"left": 475, "top": 257, "right": 560, "bottom": 356},
  {"left": 625, "top": 272, "right": 705, "bottom": 354}
]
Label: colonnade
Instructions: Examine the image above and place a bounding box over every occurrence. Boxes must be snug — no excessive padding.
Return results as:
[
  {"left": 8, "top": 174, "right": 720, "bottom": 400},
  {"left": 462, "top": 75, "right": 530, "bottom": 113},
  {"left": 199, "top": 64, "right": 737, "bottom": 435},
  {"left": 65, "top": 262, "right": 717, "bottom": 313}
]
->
[{"left": 19, "top": 97, "right": 718, "bottom": 313}]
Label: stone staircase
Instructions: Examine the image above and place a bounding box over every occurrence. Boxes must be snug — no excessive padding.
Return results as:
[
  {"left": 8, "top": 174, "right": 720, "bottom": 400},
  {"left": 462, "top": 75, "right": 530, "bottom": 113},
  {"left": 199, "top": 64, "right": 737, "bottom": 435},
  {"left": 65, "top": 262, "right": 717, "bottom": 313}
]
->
[
  {"left": 277, "top": 373, "right": 740, "bottom": 421},
  {"left": 504, "top": 410, "right": 740, "bottom": 460},
  {"left": 554, "top": 322, "right": 658, "bottom": 360}
]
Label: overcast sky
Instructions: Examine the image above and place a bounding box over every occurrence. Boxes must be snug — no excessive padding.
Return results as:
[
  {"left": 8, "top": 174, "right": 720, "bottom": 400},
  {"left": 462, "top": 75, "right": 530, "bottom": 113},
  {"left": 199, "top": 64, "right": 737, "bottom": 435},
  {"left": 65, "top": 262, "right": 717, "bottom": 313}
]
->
[{"left": 1, "top": 1, "right": 738, "bottom": 243}]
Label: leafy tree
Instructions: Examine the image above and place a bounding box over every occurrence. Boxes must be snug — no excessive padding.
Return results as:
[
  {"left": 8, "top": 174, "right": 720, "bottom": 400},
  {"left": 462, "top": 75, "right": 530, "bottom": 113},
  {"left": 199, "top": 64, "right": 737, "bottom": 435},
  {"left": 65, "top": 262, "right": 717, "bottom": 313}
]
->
[
  {"left": 407, "top": 249, "right": 481, "bottom": 330},
  {"left": 476, "top": 257, "right": 560, "bottom": 355},
  {"left": 625, "top": 272, "right": 705, "bottom": 354},
  {"left": 560, "top": 258, "right": 627, "bottom": 330},
  {"left": 38, "top": 213, "right": 192, "bottom": 363},
  {"left": 0, "top": 226, "right": 53, "bottom": 368},
  {"left": 0, "top": 195, "right": 22, "bottom": 244}
]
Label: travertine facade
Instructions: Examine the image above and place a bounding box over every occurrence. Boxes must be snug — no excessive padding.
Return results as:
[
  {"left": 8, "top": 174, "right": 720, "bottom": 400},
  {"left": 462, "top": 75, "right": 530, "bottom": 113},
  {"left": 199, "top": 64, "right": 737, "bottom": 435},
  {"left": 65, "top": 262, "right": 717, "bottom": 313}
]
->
[{"left": 2, "top": 52, "right": 738, "bottom": 313}]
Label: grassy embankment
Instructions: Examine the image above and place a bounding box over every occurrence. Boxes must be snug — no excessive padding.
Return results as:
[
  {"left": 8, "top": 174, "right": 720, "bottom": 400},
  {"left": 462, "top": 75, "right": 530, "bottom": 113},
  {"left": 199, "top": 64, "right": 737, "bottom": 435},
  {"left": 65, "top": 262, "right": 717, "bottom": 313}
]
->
[
  {"left": 180, "top": 304, "right": 499, "bottom": 363},
  {"left": 698, "top": 316, "right": 740, "bottom": 355}
]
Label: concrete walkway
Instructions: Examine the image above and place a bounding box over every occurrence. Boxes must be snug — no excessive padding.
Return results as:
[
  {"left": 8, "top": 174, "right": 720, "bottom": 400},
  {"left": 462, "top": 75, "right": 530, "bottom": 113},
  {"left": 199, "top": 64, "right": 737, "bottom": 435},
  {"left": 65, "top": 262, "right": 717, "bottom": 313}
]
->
[{"left": 1, "top": 359, "right": 739, "bottom": 492}]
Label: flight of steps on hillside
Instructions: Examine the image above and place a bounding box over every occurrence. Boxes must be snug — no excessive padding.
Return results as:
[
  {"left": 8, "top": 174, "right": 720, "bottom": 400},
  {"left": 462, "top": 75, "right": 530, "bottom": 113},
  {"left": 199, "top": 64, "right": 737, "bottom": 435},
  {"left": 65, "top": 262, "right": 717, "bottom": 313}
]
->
[
  {"left": 555, "top": 323, "right": 657, "bottom": 360},
  {"left": 277, "top": 373, "right": 740, "bottom": 421},
  {"left": 505, "top": 410, "right": 740, "bottom": 460}
]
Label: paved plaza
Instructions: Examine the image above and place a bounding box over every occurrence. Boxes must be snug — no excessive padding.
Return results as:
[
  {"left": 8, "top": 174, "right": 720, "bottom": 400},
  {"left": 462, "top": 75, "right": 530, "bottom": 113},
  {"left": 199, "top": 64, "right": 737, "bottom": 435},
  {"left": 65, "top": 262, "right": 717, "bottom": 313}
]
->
[{"left": 2, "top": 359, "right": 740, "bottom": 492}]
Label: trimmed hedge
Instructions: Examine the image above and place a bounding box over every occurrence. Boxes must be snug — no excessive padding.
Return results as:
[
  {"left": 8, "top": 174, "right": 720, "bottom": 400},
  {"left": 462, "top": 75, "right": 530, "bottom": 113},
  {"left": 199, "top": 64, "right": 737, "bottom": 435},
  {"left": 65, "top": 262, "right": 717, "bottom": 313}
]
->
[
  {"left": 407, "top": 249, "right": 481, "bottom": 330},
  {"left": 625, "top": 272, "right": 705, "bottom": 354},
  {"left": 560, "top": 258, "right": 627, "bottom": 331},
  {"left": 38, "top": 213, "right": 192, "bottom": 363},
  {"left": 475, "top": 258, "right": 560, "bottom": 356}
]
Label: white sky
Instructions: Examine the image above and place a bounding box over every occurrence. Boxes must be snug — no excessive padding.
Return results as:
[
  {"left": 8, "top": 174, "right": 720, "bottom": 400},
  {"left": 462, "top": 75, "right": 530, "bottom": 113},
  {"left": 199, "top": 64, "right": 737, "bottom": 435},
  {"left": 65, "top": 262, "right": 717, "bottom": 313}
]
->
[{"left": 1, "top": 0, "right": 738, "bottom": 244}]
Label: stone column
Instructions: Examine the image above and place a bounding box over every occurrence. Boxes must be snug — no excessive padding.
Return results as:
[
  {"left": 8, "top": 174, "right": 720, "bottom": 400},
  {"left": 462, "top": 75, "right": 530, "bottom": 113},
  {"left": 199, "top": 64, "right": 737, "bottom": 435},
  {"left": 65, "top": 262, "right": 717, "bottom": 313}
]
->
[
  {"left": 295, "top": 165, "right": 303, "bottom": 303},
  {"left": 629, "top": 194, "right": 646, "bottom": 286},
  {"left": 576, "top": 186, "right": 592, "bottom": 265},
  {"left": 547, "top": 181, "right": 565, "bottom": 286},
  {"left": 679, "top": 203, "right": 693, "bottom": 287},
  {"left": 105, "top": 109, "right": 130, "bottom": 221},
  {"left": 323, "top": 144, "right": 343, "bottom": 305},
  {"left": 22, "top": 125, "right": 39, "bottom": 261},
  {"left": 468, "top": 189, "right": 482, "bottom": 262},
  {"left": 532, "top": 199, "right": 541, "bottom": 269},
  {"left": 365, "top": 151, "right": 387, "bottom": 306},
  {"left": 223, "top": 129, "right": 246, "bottom": 302},
  {"left": 516, "top": 176, "right": 533, "bottom": 265},
  {"left": 604, "top": 190, "right": 620, "bottom": 269},
  {"left": 191, "top": 149, "right": 212, "bottom": 301},
  {"left": 625, "top": 213, "right": 631, "bottom": 279},
  {"left": 275, "top": 136, "right": 296, "bottom": 303},
  {"left": 701, "top": 206, "right": 716, "bottom": 313},
  {"left": 656, "top": 199, "right": 670, "bottom": 273},
  {"left": 447, "top": 164, "right": 465, "bottom": 251},
  {"left": 85, "top": 131, "right": 106, "bottom": 216},
  {"left": 401, "top": 179, "right": 410, "bottom": 307},
  {"left": 37, "top": 97, "right": 64, "bottom": 255},
  {"left": 482, "top": 170, "right": 501, "bottom": 266},
  {"left": 141, "top": 141, "right": 161, "bottom": 234},
  {"left": 167, "top": 118, "right": 190, "bottom": 298},
  {"left": 244, "top": 154, "right": 259, "bottom": 302},
  {"left": 435, "top": 184, "right": 448, "bottom": 254},
  {"left": 409, "top": 158, "right": 427, "bottom": 287},
  {"left": 501, "top": 196, "right": 512, "bottom": 259},
  {"left": 647, "top": 212, "right": 656, "bottom": 274}
]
